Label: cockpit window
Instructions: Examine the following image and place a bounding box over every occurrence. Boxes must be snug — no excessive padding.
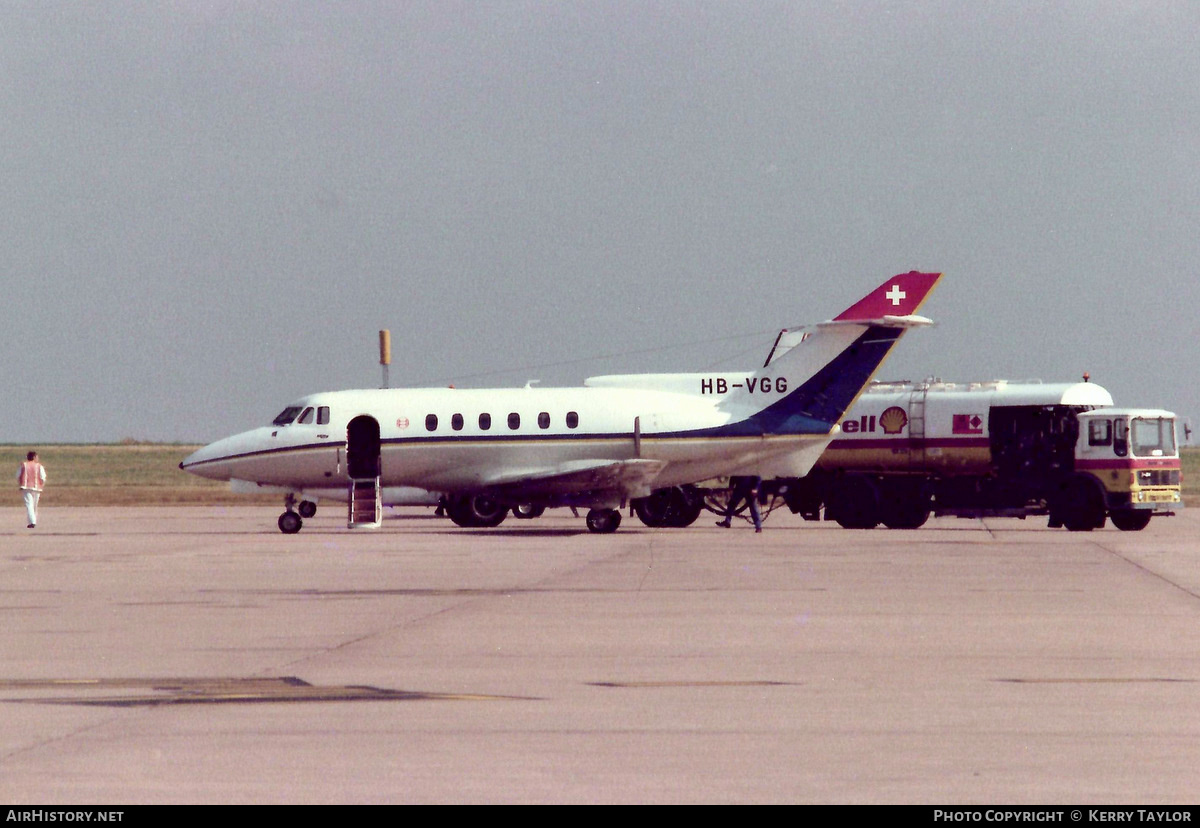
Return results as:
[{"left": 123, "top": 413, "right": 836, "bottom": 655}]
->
[
  {"left": 317, "top": 407, "right": 330, "bottom": 425},
  {"left": 298, "top": 407, "right": 315, "bottom": 424},
  {"left": 272, "top": 406, "right": 304, "bottom": 426}
]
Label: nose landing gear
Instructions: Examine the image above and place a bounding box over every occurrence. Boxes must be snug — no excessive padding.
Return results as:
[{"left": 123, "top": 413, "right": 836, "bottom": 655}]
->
[
  {"left": 278, "top": 510, "right": 302, "bottom": 534},
  {"left": 278, "top": 493, "right": 308, "bottom": 534}
]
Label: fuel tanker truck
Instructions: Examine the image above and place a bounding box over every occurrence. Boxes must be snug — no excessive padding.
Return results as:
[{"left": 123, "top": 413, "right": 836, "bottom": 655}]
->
[{"left": 776, "top": 378, "right": 1183, "bottom": 531}]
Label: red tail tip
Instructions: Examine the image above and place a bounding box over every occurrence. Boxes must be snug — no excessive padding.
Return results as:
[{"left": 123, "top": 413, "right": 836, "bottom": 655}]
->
[{"left": 834, "top": 271, "right": 942, "bottom": 321}]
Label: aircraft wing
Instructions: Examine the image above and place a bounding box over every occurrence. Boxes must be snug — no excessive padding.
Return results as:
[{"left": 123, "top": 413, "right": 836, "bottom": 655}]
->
[{"left": 479, "top": 458, "right": 668, "bottom": 502}]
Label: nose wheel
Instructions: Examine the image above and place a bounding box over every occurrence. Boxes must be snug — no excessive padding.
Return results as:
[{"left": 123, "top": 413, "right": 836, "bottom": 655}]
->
[
  {"left": 278, "top": 510, "right": 303, "bottom": 534},
  {"left": 278, "top": 494, "right": 304, "bottom": 534}
]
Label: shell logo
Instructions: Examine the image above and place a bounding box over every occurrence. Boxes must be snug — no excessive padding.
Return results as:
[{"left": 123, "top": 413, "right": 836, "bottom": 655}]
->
[{"left": 879, "top": 406, "right": 908, "bottom": 435}]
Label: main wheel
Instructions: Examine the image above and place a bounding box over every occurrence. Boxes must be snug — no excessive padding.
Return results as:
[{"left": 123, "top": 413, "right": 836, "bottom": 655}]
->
[
  {"left": 512, "top": 504, "right": 546, "bottom": 520},
  {"left": 278, "top": 511, "right": 303, "bottom": 534},
  {"left": 447, "top": 495, "right": 509, "bottom": 528},
  {"left": 636, "top": 487, "right": 703, "bottom": 528},
  {"left": 586, "top": 508, "right": 622, "bottom": 534},
  {"left": 1110, "top": 509, "right": 1152, "bottom": 532},
  {"left": 633, "top": 489, "right": 675, "bottom": 527},
  {"left": 664, "top": 487, "right": 704, "bottom": 527},
  {"left": 473, "top": 496, "right": 509, "bottom": 527},
  {"left": 298, "top": 500, "right": 317, "bottom": 518}
]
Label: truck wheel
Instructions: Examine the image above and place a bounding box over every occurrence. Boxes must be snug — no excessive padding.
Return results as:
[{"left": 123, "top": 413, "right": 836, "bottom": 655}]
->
[
  {"left": 1060, "top": 477, "right": 1106, "bottom": 532},
  {"left": 828, "top": 475, "right": 880, "bottom": 529},
  {"left": 880, "top": 482, "right": 931, "bottom": 529},
  {"left": 881, "top": 501, "right": 930, "bottom": 529},
  {"left": 1110, "top": 510, "right": 1152, "bottom": 532}
]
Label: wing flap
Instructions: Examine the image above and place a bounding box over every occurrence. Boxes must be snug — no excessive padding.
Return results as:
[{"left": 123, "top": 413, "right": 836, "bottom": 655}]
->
[{"left": 481, "top": 458, "right": 668, "bottom": 501}]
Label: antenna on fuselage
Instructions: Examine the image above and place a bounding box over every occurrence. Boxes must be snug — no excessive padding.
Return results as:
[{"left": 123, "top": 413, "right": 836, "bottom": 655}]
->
[{"left": 379, "top": 330, "right": 391, "bottom": 389}]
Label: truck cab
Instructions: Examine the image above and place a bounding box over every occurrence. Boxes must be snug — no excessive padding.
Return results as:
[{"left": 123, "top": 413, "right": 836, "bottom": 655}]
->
[{"left": 1062, "top": 409, "right": 1182, "bottom": 530}]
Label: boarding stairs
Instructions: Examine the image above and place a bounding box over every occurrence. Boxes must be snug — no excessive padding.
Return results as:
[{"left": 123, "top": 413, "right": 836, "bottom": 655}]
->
[{"left": 347, "top": 477, "right": 382, "bottom": 529}]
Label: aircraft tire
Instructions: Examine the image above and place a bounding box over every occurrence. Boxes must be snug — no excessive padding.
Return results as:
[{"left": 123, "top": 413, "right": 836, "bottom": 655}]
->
[
  {"left": 1110, "top": 509, "right": 1152, "bottom": 532},
  {"left": 278, "top": 511, "right": 303, "bottom": 534},
  {"left": 636, "top": 487, "right": 703, "bottom": 528},
  {"left": 447, "top": 495, "right": 509, "bottom": 528},
  {"left": 665, "top": 487, "right": 704, "bottom": 527},
  {"left": 512, "top": 504, "right": 546, "bottom": 520},
  {"left": 298, "top": 500, "right": 317, "bottom": 519},
  {"left": 586, "top": 508, "right": 621, "bottom": 534},
  {"left": 473, "top": 496, "right": 509, "bottom": 527},
  {"left": 633, "top": 489, "right": 674, "bottom": 527}
]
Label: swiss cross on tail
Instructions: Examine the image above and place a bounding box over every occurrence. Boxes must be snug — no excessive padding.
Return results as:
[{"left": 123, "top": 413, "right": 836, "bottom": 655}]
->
[{"left": 834, "top": 271, "right": 941, "bottom": 321}]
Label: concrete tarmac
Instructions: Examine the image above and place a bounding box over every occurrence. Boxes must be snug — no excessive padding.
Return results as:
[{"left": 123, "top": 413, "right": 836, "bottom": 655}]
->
[{"left": 0, "top": 505, "right": 1197, "bottom": 804}]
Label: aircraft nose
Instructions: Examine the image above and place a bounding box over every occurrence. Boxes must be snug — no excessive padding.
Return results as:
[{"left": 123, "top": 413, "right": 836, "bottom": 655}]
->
[{"left": 180, "top": 432, "right": 254, "bottom": 481}]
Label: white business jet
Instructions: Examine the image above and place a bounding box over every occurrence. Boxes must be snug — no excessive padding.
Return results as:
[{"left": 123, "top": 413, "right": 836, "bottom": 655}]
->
[{"left": 181, "top": 271, "right": 941, "bottom": 533}]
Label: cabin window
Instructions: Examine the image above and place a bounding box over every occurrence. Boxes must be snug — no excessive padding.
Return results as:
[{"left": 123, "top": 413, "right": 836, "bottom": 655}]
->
[
  {"left": 1088, "top": 419, "right": 1112, "bottom": 447},
  {"left": 425, "top": 414, "right": 438, "bottom": 432},
  {"left": 317, "top": 407, "right": 330, "bottom": 425},
  {"left": 508, "top": 412, "right": 521, "bottom": 430},
  {"left": 272, "top": 406, "right": 303, "bottom": 426},
  {"left": 479, "top": 413, "right": 491, "bottom": 430},
  {"left": 538, "top": 412, "right": 550, "bottom": 429},
  {"left": 566, "top": 411, "right": 579, "bottom": 429},
  {"left": 298, "top": 407, "right": 314, "bottom": 424},
  {"left": 451, "top": 413, "right": 464, "bottom": 431}
]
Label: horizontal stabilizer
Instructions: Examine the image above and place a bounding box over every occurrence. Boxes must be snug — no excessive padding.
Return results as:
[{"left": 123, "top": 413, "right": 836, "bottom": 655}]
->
[{"left": 817, "top": 314, "right": 934, "bottom": 329}]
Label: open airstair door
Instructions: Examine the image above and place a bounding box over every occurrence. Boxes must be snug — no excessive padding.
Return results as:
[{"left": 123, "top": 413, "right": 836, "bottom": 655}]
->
[{"left": 346, "top": 415, "right": 382, "bottom": 529}]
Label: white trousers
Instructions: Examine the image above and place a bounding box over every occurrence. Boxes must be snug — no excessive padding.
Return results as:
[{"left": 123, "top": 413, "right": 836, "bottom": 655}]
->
[{"left": 22, "top": 489, "right": 40, "bottom": 526}]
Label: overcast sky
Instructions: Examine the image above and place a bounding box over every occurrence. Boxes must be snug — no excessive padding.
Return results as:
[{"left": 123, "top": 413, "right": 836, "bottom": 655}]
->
[{"left": 3, "top": 1, "right": 1197, "bottom": 444}]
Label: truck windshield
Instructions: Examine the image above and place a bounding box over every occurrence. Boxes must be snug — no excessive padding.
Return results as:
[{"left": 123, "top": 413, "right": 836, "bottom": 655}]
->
[
  {"left": 272, "top": 406, "right": 304, "bottom": 426},
  {"left": 1131, "top": 417, "right": 1176, "bottom": 457}
]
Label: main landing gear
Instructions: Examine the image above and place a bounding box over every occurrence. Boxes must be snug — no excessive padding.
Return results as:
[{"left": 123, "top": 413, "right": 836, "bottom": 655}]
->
[
  {"left": 633, "top": 486, "right": 704, "bottom": 528},
  {"left": 585, "top": 508, "right": 622, "bottom": 534},
  {"left": 445, "top": 494, "right": 509, "bottom": 528},
  {"left": 278, "top": 494, "right": 318, "bottom": 534}
]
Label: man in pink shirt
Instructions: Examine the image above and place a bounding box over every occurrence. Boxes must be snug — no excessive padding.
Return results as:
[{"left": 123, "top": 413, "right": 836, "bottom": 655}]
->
[{"left": 17, "top": 451, "right": 46, "bottom": 529}]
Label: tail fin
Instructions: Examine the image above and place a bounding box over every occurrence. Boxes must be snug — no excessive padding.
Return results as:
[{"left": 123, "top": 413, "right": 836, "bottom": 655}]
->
[
  {"left": 719, "top": 272, "right": 941, "bottom": 435},
  {"left": 833, "top": 270, "right": 941, "bottom": 321}
]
